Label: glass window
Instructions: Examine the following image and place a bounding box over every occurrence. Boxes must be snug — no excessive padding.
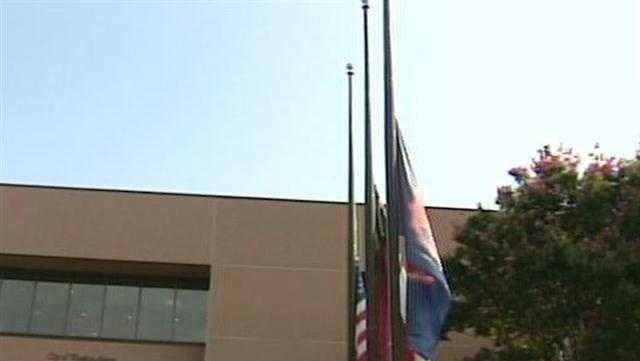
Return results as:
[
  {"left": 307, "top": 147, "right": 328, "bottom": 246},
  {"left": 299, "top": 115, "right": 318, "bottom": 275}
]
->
[
  {"left": 0, "top": 279, "right": 35, "bottom": 333},
  {"left": 30, "top": 281, "right": 70, "bottom": 335},
  {"left": 0, "top": 272, "right": 208, "bottom": 343},
  {"left": 137, "top": 287, "right": 175, "bottom": 341},
  {"left": 101, "top": 285, "right": 139, "bottom": 339},
  {"left": 66, "top": 283, "right": 105, "bottom": 337},
  {"left": 173, "top": 289, "right": 207, "bottom": 342}
]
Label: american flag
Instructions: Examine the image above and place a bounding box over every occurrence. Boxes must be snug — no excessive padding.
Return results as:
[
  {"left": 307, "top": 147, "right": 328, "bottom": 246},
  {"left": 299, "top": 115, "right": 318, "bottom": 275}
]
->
[{"left": 355, "top": 271, "right": 368, "bottom": 361}]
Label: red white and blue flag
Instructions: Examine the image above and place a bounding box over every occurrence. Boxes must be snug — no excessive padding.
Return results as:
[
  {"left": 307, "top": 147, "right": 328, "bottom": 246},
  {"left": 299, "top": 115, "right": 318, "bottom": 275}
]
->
[
  {"left": 355, "top": 271, "right": 368, "bottom": 361},
  {"left": 397, "top": 129, "right": 452, "bottom": 360}
]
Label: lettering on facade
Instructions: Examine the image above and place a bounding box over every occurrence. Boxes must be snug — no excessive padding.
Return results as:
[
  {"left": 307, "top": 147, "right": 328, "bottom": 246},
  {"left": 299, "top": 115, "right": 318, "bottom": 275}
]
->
[{"left": 46, "top": 353, "right": 117, "bottom": 361}]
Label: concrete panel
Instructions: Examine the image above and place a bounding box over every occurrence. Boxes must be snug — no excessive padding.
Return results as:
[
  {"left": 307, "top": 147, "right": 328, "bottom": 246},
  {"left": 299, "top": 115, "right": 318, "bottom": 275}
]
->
[
  {"left": 214, "top": 198, "right": 347, "bottom": 270},
  {"left": 427, "top": 207, "right": 477, "bottom": 257},
  {"left": 0, "top": 335, "right": 204, "bottom": 361},
  {"left": 208, "top": 337, "right": 344, "bottom": 361},
  {"left": 0, "top": 185, "right": 213, "bottom": 265},
  {"left": 212, "top": 266, "right": 346, "bottom": 342}
]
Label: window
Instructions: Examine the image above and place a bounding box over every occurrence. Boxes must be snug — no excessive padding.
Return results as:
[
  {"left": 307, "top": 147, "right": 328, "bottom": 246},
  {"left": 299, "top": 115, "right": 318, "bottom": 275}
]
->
[
  {"left": 101, "top": 285, "right": 139, "bottom": 339},
  {"left": 30, "top": 282, "right": 70, "bottom": 335},
  {"left": 137, "top": 287, "right": 175, "bottom": 341},
  {"left": 174, "top": 289, "right": 208, "bottom": 342},
  {"left": 0, "top": 275, "right": 208, "bottom": 343},
  {"left": 0, "top": 279, "right": 35, "bottom": 333},
  {"left": 67, "top": 283, "right": 105, "bottom": 337}
]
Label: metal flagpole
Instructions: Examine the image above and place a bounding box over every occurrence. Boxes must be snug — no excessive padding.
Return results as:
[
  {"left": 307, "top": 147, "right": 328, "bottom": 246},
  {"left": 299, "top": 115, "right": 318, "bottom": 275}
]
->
[
  {"left": 382, "top": 0, "right": 404, "bottom": 361},
  {"left": 361, "top": 1, "right": 379, "bottom": 361},
  {"left": 346, "top": 63, "right": 357, "bottom": 361}
]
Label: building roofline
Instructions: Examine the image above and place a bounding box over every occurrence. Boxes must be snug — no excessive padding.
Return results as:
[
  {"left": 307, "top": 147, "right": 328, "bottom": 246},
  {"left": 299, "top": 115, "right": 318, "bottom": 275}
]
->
[
  {"left": 0, "top": 182, "right": 483, "bottom": 212},
  {"left": 0, "top": 182, "right": 346, "bottom": 205}
]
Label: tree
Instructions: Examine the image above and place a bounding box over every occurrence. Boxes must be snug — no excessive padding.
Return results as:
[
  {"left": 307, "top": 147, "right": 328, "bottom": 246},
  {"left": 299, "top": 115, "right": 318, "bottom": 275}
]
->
[{"left": 446, "top": 145, "right": 640, "bottom": 361}]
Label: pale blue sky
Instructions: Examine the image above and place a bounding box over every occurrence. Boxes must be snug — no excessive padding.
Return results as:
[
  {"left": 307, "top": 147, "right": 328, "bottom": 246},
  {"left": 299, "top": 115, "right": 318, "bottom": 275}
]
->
[{"left": 0, "top": 0, "right": 638, "bottom": 208}]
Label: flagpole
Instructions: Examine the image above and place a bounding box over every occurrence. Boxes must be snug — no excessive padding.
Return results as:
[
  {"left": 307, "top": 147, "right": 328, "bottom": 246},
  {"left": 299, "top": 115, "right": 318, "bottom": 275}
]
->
[
  {"left": 361, "top": 1, "right": 379, "bottom": 361},
  {"left": 382, "top": 0, "right": 404, "bottom": 361},
  {"left": 346, "top": 63, "right": 358, "bottom": 361}
]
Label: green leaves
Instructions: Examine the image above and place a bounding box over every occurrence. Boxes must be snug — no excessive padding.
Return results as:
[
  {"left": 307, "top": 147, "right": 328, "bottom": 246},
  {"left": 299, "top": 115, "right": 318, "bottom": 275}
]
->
[{"left": 449, "top": 146, "right": 640, "bottom": 361}]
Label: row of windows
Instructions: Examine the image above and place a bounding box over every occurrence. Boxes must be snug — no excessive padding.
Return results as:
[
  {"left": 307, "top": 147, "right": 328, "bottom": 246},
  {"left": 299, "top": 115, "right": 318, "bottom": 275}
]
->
[{"left": 0, "top": 278, "right": 208, "bottom": 343}]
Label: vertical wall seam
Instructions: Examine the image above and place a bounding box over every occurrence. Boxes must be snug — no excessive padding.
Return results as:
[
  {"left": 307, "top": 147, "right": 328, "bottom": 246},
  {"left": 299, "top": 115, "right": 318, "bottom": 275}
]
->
[
  {"left": 26, "top": 281, "right": 37, "bottom": 332},
  {"left": 63, "top": 283, "right": 73, "bottom": 335},
  {"left": 170, "top": 283, "right": 178, "bottom": 341},
  {"left": 134, "top": 283, "right": 143, "bottom": 339},
  {"left": 97, "top": 281, "right": 108, "bottom": 338}
]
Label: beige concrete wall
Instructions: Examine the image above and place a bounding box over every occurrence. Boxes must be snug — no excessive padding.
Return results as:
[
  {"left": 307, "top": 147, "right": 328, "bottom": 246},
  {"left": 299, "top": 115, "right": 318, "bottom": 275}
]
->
[
  {"left": 0, "top": 185, "right": 213, "bottom": 265},
  {"left": 212, "top": 198, "right": 347, "bottom": 270},
  {"left": 0, "top": 185, "right": 488, "bottom": 361},
  {"left": 207, "top": 198, "right": 348, "bottom": 361},
  {"left": 0, "top": 335, "right": 204, "bottom": 361}
]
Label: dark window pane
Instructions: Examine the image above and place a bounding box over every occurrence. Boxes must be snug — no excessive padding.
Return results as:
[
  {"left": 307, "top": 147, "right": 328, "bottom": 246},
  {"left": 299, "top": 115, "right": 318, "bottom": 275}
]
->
[
  {"left": 0, "top": 279, "right": 35, "bottom": 333},
  {"left": 137, "top": 287, "right": 174, "bottom": 341},
  {"left": 101, "top": 285, "right": 139, "bottom": 339},
  {"left": 173, "top": 289, "right": 207, "bottom": 342},
  {"left": 30, "top": 282, "right": 70, "bottom": 335},
  {"left": 66, "top": 284, "right": 104, "bottom": 337}
]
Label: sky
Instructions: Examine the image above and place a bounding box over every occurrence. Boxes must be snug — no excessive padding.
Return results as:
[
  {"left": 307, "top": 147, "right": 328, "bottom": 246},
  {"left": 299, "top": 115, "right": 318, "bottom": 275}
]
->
[{"left": 0, "top": 0, "right": 638, "bottom": 209}]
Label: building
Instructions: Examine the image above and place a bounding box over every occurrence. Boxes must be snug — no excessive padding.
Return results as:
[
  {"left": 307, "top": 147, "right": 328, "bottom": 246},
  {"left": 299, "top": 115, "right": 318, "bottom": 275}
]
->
[{"left": 0, "top": 183, "right": 489, "bottom": 361}]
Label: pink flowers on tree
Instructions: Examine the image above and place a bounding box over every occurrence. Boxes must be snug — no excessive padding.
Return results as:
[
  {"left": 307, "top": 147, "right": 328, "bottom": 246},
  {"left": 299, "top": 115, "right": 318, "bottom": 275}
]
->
[{"left": 449, "top": 144, "right": 640, "bottom": 360}]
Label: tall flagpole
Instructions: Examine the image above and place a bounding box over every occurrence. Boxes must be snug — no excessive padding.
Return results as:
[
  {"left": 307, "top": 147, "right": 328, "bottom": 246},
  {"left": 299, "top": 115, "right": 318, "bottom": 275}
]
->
[
  {"left": 382, "top": 1, "right": 404, "bottom": 361},
  {"left": 346, "top": 63, "right": 357, "bottom": 361},
  {"left": 361, "top": 1, "right": 379, "bottom": 361}
]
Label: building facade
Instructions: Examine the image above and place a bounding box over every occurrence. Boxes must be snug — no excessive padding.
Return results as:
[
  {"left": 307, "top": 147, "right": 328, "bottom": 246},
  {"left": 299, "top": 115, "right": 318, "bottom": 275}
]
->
[{"left": 0, "top": 184, "right": 488, "bottom": 361}]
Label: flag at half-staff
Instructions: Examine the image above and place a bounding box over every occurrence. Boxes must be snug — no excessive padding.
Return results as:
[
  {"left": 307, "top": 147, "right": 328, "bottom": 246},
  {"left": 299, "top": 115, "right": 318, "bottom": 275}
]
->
[
  {"left": 355, "top": 270, "right": 368, "bottom": 361},
  {"left": 374, "top": 187, "right": 392, "bottom": 361},
  {"left": 358, "top": 186, "right": 392, "bottom": 361},
  {"left": 379, "top": 0, "right": 452, "bottom": 356},
  {"left": 396, "top": 127, "right": 452, "bottom": 360},
  {"left": 360, "top": 0, "right": 379, "bottom": 359},
  {"left": 346, "top": 62, "right": 358, "bottom": 361}
]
